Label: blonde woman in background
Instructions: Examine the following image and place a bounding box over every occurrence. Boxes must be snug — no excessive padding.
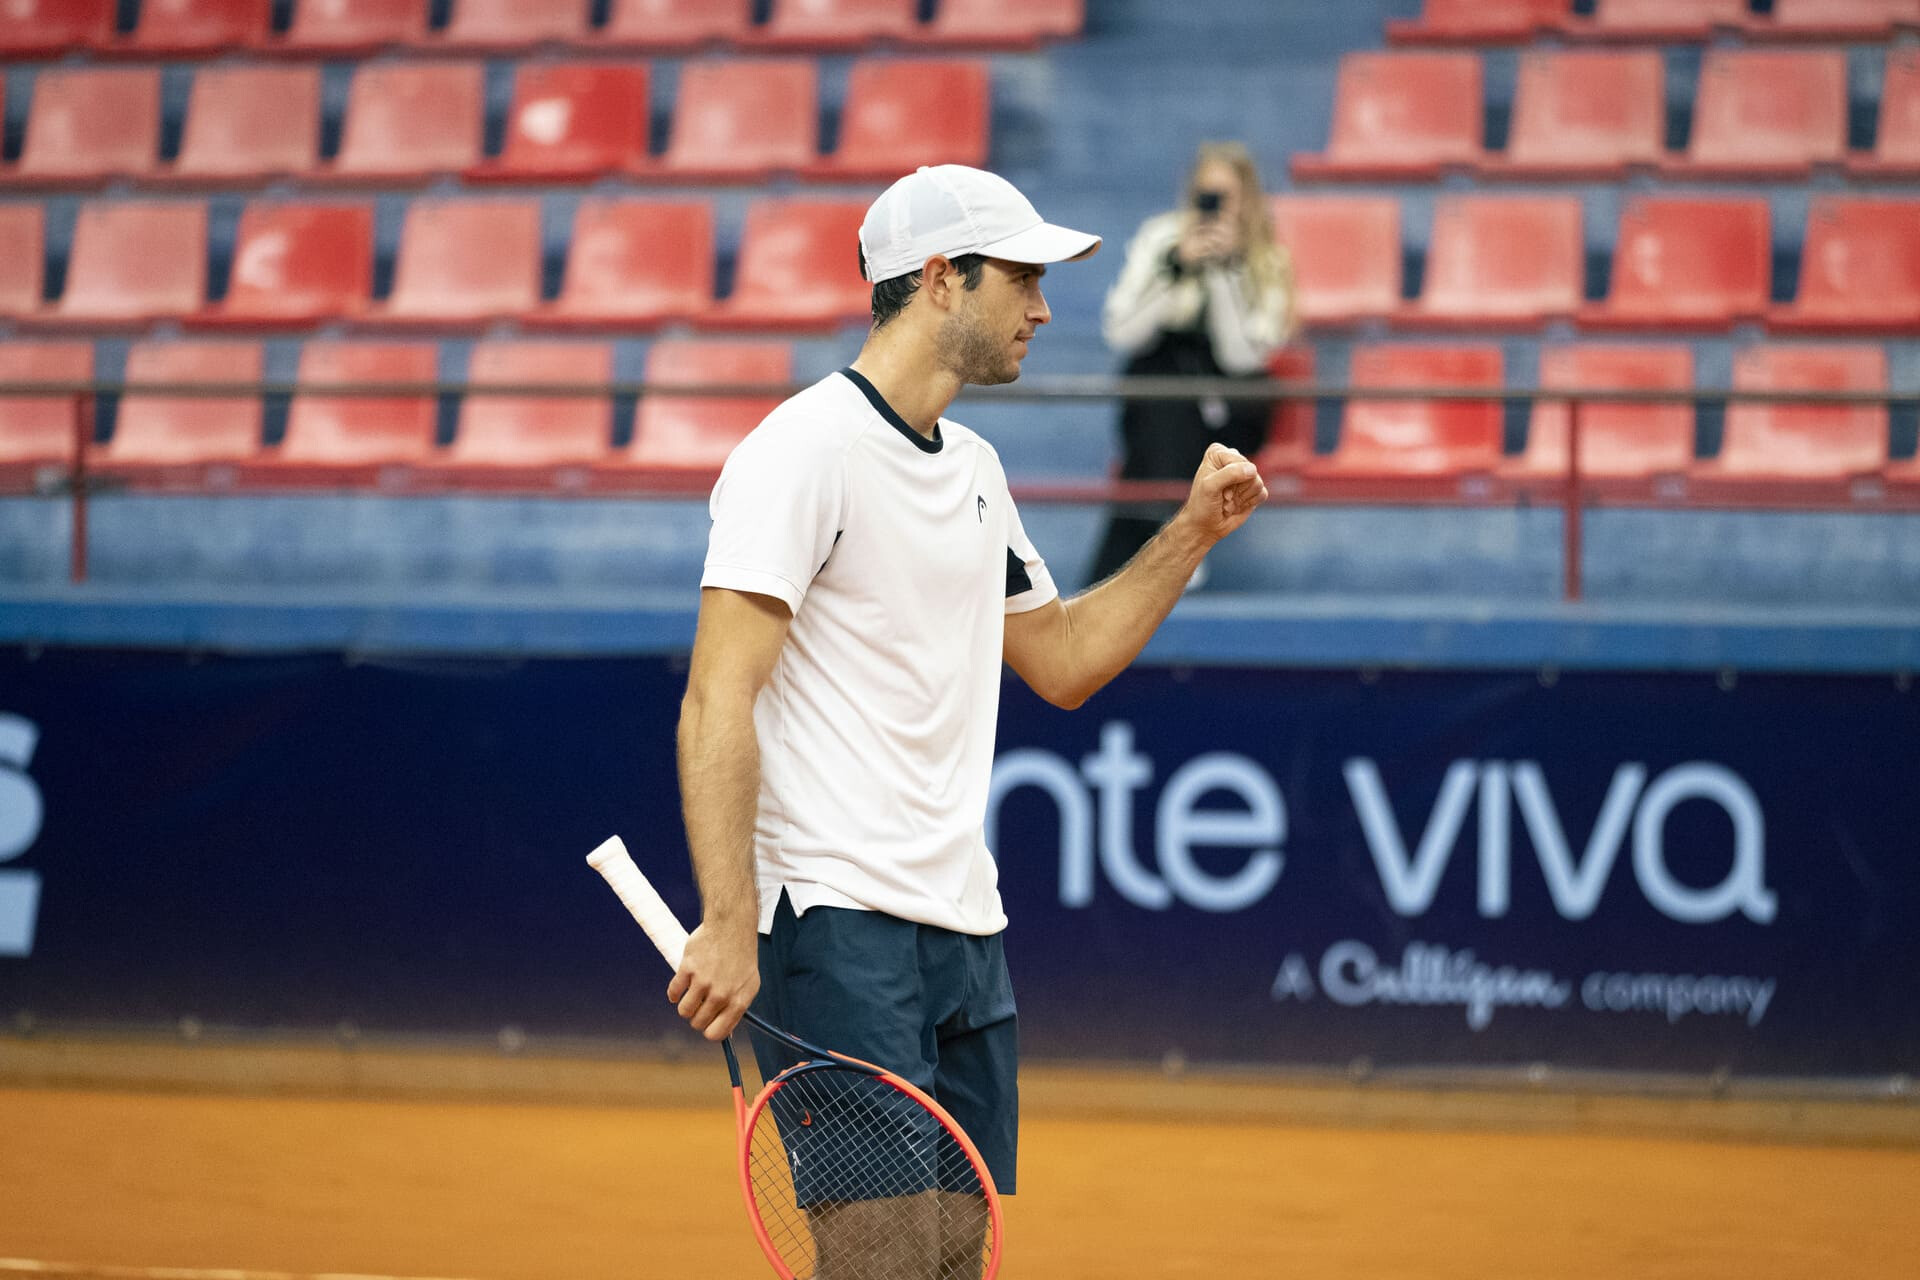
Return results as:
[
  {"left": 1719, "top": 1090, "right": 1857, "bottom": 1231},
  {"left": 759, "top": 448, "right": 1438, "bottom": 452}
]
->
[{"left": 1089, "top": 142, "right": 1295, "bottom": 584}]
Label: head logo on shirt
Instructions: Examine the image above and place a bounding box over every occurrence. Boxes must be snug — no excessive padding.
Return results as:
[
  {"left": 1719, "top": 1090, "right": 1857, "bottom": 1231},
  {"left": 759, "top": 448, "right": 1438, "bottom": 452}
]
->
[{"left": 977, "top": 495, "right": 987, "bottom": 523}]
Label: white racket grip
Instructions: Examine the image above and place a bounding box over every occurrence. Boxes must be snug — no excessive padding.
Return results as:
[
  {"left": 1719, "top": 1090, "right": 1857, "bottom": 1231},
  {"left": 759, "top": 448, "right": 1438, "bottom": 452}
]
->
[{"left": 586, "top": 835, "right": 691, "bottom": 972}]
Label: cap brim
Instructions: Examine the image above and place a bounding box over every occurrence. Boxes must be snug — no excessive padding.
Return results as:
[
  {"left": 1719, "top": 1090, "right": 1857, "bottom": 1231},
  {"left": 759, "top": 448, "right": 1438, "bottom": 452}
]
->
[{"left": 975, "top": 221, "right": 1101, "bottom": 267}]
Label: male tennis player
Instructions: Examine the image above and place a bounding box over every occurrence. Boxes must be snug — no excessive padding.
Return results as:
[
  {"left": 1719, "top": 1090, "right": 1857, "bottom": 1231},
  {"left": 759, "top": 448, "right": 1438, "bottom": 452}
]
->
[{"left": 667, "top": 164, "right": 1267, "bottom": 1273}]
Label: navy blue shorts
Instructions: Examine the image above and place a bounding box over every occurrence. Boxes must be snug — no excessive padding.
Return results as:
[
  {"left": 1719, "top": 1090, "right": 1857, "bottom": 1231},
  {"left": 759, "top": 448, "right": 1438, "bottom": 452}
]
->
[{"left": 750, "top": 891, "right": 1019, "bottom": 1198}]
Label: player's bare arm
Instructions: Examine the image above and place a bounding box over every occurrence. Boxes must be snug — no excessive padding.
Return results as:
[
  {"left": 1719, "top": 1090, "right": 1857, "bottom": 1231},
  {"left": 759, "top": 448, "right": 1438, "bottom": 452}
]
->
[
  {"left": 1005, "top": 442, "right": 1268, "bottom": 708},
  {"left": 671, "top": 585, "right": 791, "bottom": 1040}
]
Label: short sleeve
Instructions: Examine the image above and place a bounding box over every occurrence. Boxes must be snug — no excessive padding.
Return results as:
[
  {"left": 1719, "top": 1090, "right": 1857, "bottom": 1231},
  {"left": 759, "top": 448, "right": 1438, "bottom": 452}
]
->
[
  {"left": 1003, "top": 493, "right": 1058, "bottom": 615},
  {"left": 701, "top": 417, "right": 846, "bottom": 614}
]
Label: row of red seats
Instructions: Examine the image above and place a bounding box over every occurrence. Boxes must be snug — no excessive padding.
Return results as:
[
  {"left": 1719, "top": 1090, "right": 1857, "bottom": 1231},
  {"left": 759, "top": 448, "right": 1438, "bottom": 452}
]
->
[
  {"left": 1292, "top": 48, "right": 1920, "bottom": 180},
  {"left": 0, "top": 198, "right": 869, "bottom": 332},
  {"left": 1273, "top": 194, "right": 1920, "bottom": 333},
  {"left": 0, "top": 0, "right": 1080, "bottom": 57},
  {"left": 2, "top": 339, "right": 1912, "bottom": 505},
  {"left": 0, "top": 338, "right": 788, "bottom": 490},
  {"left": 1255, "top": 343, "right": 1914, "bottom": 505},
  {"left": 1390, "top": 0, "right": 1920, "bottom": 44},
  {"left": 0, "top": 59, "right": 987, "bottom": 188}
]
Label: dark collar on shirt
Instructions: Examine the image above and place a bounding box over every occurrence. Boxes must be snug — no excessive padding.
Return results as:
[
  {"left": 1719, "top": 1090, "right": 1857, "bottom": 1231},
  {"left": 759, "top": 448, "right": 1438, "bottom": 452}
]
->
[{"left": 840, "top": 366, "right": 943, "bottom": 455}]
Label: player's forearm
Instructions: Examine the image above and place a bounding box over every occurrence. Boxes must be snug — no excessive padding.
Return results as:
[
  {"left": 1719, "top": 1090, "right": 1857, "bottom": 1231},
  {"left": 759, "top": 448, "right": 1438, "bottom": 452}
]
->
[
  {"left": 1054, "top": 514, "right": 1213, "bottom": 705},
  {"left": 676, "top": 690, "right": 762, "bottom": 930}
]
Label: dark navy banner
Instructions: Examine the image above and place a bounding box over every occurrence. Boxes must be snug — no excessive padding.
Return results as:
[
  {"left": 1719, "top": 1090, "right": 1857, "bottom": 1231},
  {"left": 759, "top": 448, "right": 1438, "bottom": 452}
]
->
[{"left": 0, "top": 651, "right": 1915, "bottom": 1076}]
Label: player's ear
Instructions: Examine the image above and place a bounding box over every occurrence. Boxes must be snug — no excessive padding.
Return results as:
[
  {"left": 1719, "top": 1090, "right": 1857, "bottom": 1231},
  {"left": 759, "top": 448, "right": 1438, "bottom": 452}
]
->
[{"left": 920, "top": 255, "right": 959, "bottom": 310}]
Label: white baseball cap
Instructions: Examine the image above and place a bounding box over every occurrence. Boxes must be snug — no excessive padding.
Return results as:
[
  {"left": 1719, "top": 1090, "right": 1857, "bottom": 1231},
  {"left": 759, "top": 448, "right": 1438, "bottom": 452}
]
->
[{"left": 858, "top": 165, "right": 1101, "bottom": 284}]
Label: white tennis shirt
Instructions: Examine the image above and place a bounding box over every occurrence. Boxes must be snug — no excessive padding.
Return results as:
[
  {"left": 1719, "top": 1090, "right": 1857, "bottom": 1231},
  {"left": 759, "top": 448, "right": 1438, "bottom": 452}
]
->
[{"left": 701, "top": 368, "right": 1058, "bottom": 937}]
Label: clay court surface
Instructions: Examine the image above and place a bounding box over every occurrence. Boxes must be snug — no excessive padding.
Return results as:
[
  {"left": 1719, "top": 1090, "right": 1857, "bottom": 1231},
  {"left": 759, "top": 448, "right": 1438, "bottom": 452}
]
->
[{"left": 2, "top": 1044, "right": 1917, "bottom": 1280}]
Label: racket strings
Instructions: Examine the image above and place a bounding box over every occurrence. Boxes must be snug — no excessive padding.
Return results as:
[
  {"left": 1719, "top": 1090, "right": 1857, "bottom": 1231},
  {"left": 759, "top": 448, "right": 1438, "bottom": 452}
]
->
[{"left": 747, "top": 1066, "right": 993, "bottom": 1280}]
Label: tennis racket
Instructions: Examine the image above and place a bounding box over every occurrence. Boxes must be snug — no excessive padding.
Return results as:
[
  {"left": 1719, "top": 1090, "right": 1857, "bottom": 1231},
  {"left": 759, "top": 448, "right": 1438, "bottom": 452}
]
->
[{"left": 586, "top": 835, "right": 1004, "bottom": 1280}]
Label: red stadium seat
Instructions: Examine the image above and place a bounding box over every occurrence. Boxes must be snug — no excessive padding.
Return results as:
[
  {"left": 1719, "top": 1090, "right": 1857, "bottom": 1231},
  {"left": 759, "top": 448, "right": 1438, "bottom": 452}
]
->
[
  {"left": 1665, "top": 51, "right": 1847, "bottom": 178},
  {"left": 170, "top": 66, "right": 322, "bottom": 184},
  {"left": 121, "top": 0, "right": 269, "bottom": 53},
  {"left": 698, "top": 200, "right": 868, "bottom": 331},
  {"left": 1254, "top": 346, "right": 1317, "bottom": 476},
  {"left": 1562, "top": 0, "right": 1747, "bottom": 40},
  {"left": 98, "top": 342, "right": 263, "bottom": 470},
  {"left": 599, "top": 0, "right": 753, "bottom": 49},
  {"left": 1387, "top": 0, "right": 1567, "bottom": 44},
  {"left": 36, "top": 202, "right": 207, "bottom": 328},
  {"left": 1308, "top": 345, "right": 1505, "bottom": 485},
  {"left": 193, "top": 203, "right": 374, "bottom": 330},
  {"left": 649, "top": 59, "right": 818, "bottom": 181},
  {"left": 328, "top": 62, "right": 484, "bottom": 183},
  {"left": 1850, "top": 50, "right": 1920, "bottom": 178},
  {"left": 1404, "top": 196, "right": 1583, "bottom": 328},
  {"left": 1581, "top": 198, "right": 1770, "bottom": 332},
  {"left": 620, "top": 340, "right": 791, "bottom": 470},
  {"left": 528, "top": 199, "right": 714, "bottom": 330},
  {"left": 446, "top": 342, "right": 613, "bottom": 469},
  {"left": 1508, "top": 346, "right": 1696, "bottom": 494},
  {"left": 1269, "top": 195, "right": 1402, "bottom": 326},
  {"left": 274, "top": 341, "right": 440, "bottom": 468},
  {"left": 1772, "top": 198, "right": 1920, "bottom": 334},
  {"left": 1489, "top": 50, "right": 1665, "bottom": 178},
  {"left": 6, "top": 68, "right": 159, "bottom": 186},
  {"left": 1747, "top": 0, "right": 1920, "bottom": 40},
  {"left": 440, "top": 0, "right": 592, "bottom": 50},
  {"left": 1291, "top": 53, "right": 1484, "bottom": 181},
  {"left": 804, "top": 59, "right": 989, "bottom": 179},
  {"left": 271, "top": 0, "right": 430, "bottom": 53},
  {"left": 921, "top": 0, "right": 1084, "bottom": 47},
  {"left": 0, "top": 206, "right": 44, "bottom": 317},
  {"left": 746, "top": 0, "right": 919, "bottom": 50},
  {"left": 1699, "top": 346, "right": 1889, "bottom": 490},
  {"left": 373, "top": 199, "right": 543, "bottom": 327},
  {"left": 0, "top": 0, "right": 116, "bottom": 55},
  {"left": 0, "top": 342, "right": 92, "bottom": 487},
  {"left": 473, "top": 64, "right": 650, "bottom": 182}
]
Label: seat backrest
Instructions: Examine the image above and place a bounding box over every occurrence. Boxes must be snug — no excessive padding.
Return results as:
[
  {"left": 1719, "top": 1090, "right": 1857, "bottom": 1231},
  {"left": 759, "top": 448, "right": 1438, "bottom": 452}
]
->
[
  {"left": 928, "top": 0, "right": 1083, "bottom": 39},
  {"left": 1506, "top": 50, "right": 1664, "bottom": 169},
  {"left": 0, "top": 0, "right": 115, "bottom": 53},
  {"left": 223, "top": 203, "right": 375, "bottom": 321},
  {"left": 282, "top": 341, "right": 440, "bottom": 463},
  {"left": 497, "top": 63, "right": 650, "bottom": 176},
  {"left": 1341, "top": 344, "right": 1504, "bottom": 470},
  {"left": 724, "top": 199, "right": 870, "bottom": 320},
  {"left": 1604, "top": 198, "right": 1770, "bottom": 321},
  {"left": 0, "top": 341, "right": 93, "bottom": 462},
  {"left": 1586, "top": 0, "right": 1748, "bottom": 32},
  {"left": 601, "top": 0, "right": 754, "bottom": 44},
  {"left": 1874, "top": 48, "right": 1920, "bottom": 164},
  {"left": 107, "top": 341, "right": 263, "bottom": 463},
  {"left": 1420, "top": 195, "right": 1583, "bottom": 319},
  {"left": 1792, "top": 197, "right": 1920, "bottom": 321},
  {"left": 758, "top": 0, "right": 918, "bottom": 42},
  {"left": 0, "top": 206, "right": 44, "bottom": 316},
  {"left": 555, "top": 199, "right": 714, "bottom": 318},
  {"left": 1397, "top": 0, "right": 1567, "bottom": 36},
  {"left": 827, "top": 59, "right": 989, "bottom": 172},
  {"left": 1324, "top": 52, "right": 1483, "bottom": 165},
  {"left": 18, "top": 67, "right": 160, "bottom": 180},
  {"left": 58, "top": 202, "right": 207, "bottom": 321},
  {"left": 663, "top": 59, "right": 818, "bottom": 173},
  {"left": 384, "top": 200, "right": 543, "bottom": 320},
  {"left": 280, "top": 0, "right": 429, "bottom": 49},
  {"left": 175, "top": 66, "right": 322, "bottom": 179},
  {"left": 442, "top": 0, "right": 591, "bottom": 44},
  {"left": 1269, "top": 195, "right": 1401, "bottom": 321},
  {"left": 1529, "top": 345, "right": 1695, "bottom": 476},
  {"left": 1686, "top": 50, "right": 1847, "bottom": 168},
  {"left": 1721, "top": 345, "right": 1889, "bottom": 475},
  {"left": 454, "top": 342, "right": 613, "bottom": 464},
  {"left": 630, "top": 340, "right": 791, "bottom": 467},
  {"left": 1768, "top": 0, "right": 1920, "bottom": 32},
  {"left": 334, "top": 62, "right": 485, "bottom": 177},
  {"left": 125, "top": 0, "right": 269, "bottom": 51}
]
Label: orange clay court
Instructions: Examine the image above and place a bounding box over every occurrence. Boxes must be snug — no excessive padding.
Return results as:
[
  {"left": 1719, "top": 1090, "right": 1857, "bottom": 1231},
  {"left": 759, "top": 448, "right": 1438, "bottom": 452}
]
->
[{"left": 1, "top": 1046, "right": 1916, "bottom": 1280}]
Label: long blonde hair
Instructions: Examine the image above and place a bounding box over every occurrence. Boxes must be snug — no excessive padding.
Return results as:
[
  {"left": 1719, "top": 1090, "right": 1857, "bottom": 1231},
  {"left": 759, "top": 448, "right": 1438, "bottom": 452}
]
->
[{"left": 1185, "top": 141, "right": 1288, "bottom": 301}]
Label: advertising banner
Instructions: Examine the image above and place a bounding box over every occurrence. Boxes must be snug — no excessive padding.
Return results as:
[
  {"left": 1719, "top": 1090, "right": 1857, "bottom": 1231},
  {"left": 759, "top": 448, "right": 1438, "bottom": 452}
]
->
[{"left": 1, "top": 651, "right": 1914, "bottom": 1076}]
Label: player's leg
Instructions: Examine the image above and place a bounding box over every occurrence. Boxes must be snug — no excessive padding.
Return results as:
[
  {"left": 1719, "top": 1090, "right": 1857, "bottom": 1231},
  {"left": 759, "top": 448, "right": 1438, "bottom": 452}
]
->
[{"left": 927, "top": 928, "right": 1019, "bottom": 1279}]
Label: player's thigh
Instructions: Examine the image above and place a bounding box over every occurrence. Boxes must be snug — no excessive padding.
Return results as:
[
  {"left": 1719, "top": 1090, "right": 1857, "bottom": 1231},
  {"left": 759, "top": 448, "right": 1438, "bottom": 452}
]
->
[{"left": 930, "top": 933, "right": 1018, "bottom": 1194}]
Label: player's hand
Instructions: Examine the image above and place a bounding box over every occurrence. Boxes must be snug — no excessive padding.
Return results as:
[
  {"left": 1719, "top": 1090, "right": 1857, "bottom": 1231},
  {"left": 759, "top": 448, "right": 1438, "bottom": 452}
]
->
[
  {"left": 1175, "top": 442, "right": 1269, "bottom": 544},
  {"left": 668, "top": 918, "right": 760, "bottom": 1041}
]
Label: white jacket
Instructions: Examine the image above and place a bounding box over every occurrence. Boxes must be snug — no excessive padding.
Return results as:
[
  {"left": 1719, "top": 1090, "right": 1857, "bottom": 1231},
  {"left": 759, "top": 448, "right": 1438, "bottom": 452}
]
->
[{"left": 1100, "top": 211, "right": 1295, "bottom": 374}]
